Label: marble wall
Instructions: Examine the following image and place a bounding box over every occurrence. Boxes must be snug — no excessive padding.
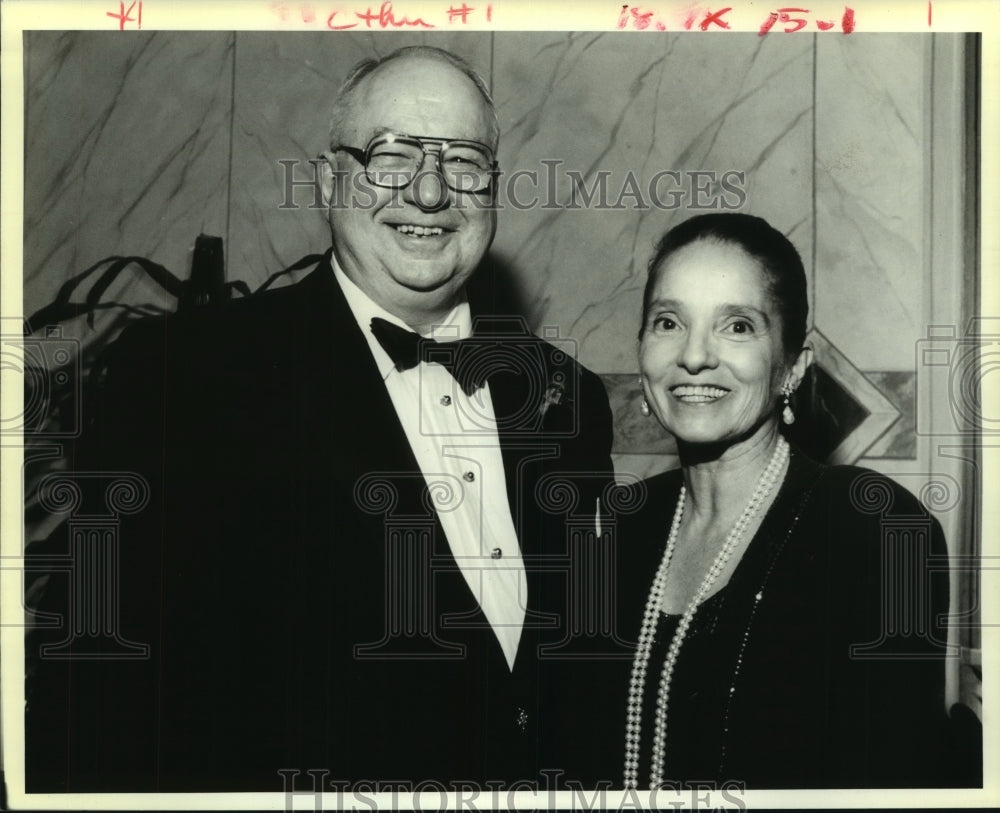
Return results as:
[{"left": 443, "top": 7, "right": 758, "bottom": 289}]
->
[
  {"left": 22, "top": 31, "right": 963, "bottom": 479},
  {"left": 24, "top": 32, "right": 234, "bottom": 320},
  {"left": 814, "top": 34, "right": 928, "bottom": 372}
]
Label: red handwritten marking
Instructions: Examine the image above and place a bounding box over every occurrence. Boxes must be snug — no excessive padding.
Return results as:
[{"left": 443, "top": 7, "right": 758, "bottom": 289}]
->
[
  {"left": 486, "top": 3, "right": 491, "bottom": 22},
  {"left": 779, "top": 7, "right": 810, "bottom": 33},
  {"left": 106, "top": 0, "right": 141, "bottom": 30},
  {"left": 356, "top": 1, "right": 434, "bottom": 27},
  {"left": 446, "top": 3, "right": 474, "bottom": 23},
  {"left": 700, "top": 7, "right": 732, "bottom": 30},
  {"left": 927, "top": 0, "right": 932, "bottom": 26},
  {"left": 301, "top": 4, "right": 316, "bottom": 22},
  {"left": 327, "top": 10, "right": 358, "bottom": 27},
  {"left": 683, "top": 11, "right": 697, "bottom": 30},
  {"left": 842, "top": 5, "right": 855, "bottom": 32},
  {"left": 656, "top": 21, "right": 666, "bottom": 30},
  {"left": 759, "top": 6, "right": 857, "bottom": 35},
  {"left": 633, "top": 7, "right": 654, "bottom": 29},
  {"left": 616, "top": 6, "right": 654, "bottom": 30}
]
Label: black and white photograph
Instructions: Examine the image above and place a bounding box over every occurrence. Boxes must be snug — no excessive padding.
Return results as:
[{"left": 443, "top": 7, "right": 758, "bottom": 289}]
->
[{"left": 1, "top": 0, "right": 994, "bottom": 808}]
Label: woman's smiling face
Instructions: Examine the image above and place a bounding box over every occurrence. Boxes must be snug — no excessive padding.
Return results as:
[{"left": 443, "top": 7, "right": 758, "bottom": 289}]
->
[{"left": 639, "top": 238, "right": 791, "bottom": 448}]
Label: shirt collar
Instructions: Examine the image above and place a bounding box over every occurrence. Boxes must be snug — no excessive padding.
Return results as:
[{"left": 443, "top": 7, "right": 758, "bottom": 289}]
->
[{"left": 330, "top": 253, "right": 473, "bottom": 381}]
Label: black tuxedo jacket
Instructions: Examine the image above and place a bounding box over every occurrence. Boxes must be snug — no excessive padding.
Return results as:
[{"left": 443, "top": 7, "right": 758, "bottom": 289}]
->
[{"left": 25, "top": 251, "right": 619, "bottom": 792}]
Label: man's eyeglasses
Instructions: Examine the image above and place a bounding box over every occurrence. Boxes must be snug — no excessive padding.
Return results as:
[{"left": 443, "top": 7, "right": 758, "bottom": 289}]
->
[{"left": 333, "top": 132, "right": 497, "bottom": 194}]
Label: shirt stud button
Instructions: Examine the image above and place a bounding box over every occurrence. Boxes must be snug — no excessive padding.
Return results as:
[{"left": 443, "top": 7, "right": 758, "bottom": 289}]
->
[
  {"left": 463, "top": 471, "right": 475, "bottom": 482},
  {"left": 491, "top": 548, "right": 502, "bottom": 559},
  {"left": 440, "top": 395, "right": 452, "bottom": 406}
]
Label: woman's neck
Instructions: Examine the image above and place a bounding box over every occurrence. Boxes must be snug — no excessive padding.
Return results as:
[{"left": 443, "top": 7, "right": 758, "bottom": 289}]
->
[{"left": 677, "top": 424, "right": 786, "bottom": 525}]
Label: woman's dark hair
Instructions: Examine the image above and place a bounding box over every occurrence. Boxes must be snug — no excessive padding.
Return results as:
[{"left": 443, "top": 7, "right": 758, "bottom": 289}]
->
[{"left": 641, "top": 213, "right": 808, "bottom": 358}]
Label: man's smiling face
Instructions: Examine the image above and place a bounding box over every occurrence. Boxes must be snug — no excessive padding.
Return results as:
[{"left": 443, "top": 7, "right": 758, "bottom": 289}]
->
[{"left": 324, "top": 55, "right": 497, "bottom": 327}]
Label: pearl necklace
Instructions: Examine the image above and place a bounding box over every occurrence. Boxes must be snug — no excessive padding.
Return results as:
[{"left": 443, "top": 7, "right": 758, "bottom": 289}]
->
[{"left": 623, "top": 437, "right": 790, "bottom": 789}]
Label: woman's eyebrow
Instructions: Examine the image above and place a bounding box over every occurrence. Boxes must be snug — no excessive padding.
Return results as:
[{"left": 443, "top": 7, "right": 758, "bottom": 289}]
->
[
  {"left": 718, "top": 303, "right": 771, "bottom": 324},
  {"left": 645, "top": 298, "right": 681, "bottom": 311}
]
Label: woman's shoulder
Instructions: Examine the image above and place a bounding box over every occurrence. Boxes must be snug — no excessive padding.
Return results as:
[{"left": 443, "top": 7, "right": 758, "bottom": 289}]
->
[
  {"left": 811, "top": 462, "right": 940, "bottom": 522},
  {"left": 795, "top": 459, "right": 947, "bottom": 566}
]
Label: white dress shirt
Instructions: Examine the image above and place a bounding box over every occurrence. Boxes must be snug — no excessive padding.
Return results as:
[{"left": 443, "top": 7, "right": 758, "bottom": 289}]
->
[{"left": 333, "top": 260, "right": 527, "bottom": 670}]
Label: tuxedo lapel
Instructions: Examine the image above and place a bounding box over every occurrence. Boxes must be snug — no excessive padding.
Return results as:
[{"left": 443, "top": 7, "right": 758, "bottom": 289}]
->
[
  {"left": 286, "top": 255, "right": 517, "bottom": 664},
  {"left": 292, "top": 252, "right": 424, "bottom": 486}
]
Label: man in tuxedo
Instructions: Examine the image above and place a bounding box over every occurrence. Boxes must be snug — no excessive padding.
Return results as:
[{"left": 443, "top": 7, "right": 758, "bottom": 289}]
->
[{"left": 26, "top": 46, "right": 618, "bottom": 791}]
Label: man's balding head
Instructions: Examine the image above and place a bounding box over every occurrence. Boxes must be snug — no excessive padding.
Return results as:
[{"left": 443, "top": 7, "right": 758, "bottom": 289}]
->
[
  {"left": 320, "top": 47, "right": 499, "bottom": 330},
  {"left": 329, "top": 46, "right": 499, "bottom": 152}
]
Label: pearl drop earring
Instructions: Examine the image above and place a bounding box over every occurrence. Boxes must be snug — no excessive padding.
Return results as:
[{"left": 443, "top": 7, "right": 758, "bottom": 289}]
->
[
  {"left": 638, "top": 377, "right": 651, "bottom": 417},
  {"left": 781, "top": 382, "right": 796, "bottom": 425}
]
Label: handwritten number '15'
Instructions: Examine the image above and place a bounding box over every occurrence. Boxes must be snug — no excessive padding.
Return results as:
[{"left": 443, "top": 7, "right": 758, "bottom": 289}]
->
[{"left": 759, "top": 6, "right": 856, "bottom": 35}]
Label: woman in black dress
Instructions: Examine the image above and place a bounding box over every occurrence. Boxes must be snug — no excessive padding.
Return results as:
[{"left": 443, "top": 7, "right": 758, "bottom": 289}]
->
[{"left": 618, "top": 213, "right": 955, "bottom": 789}]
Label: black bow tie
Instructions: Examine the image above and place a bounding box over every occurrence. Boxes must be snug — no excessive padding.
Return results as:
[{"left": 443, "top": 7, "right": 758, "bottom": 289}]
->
[{"left": 370, "top": 317, "right": 489, "bottom": 396}]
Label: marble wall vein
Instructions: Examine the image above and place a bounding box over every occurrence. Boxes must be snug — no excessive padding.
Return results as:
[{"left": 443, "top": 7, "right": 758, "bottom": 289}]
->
[{"left": 814, "top": 34, "right": 928, "bottom": 373}]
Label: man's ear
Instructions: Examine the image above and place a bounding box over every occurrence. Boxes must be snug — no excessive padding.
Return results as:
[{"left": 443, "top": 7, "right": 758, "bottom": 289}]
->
[
  {"left": 318, "top": 152, "right": 338, "bottom": 208},
  {"left": 787, "top": 344, "right": 813, "bottom": 391}
]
